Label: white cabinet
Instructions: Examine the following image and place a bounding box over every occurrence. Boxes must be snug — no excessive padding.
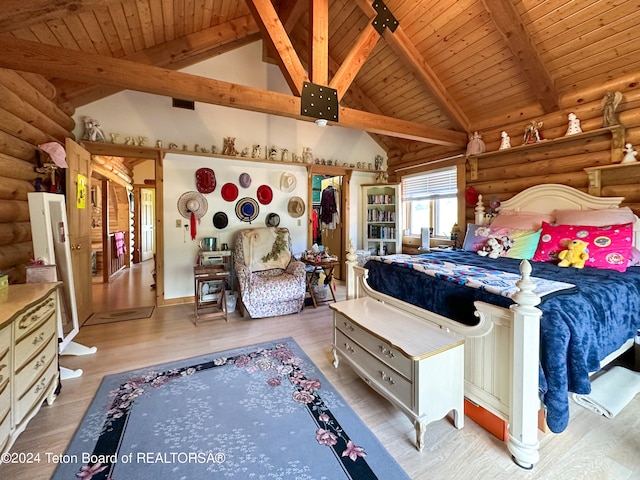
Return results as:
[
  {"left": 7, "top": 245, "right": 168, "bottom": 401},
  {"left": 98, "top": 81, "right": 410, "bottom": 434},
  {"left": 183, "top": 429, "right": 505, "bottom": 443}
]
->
[
  {"left": 331, "top": 297, "right": 464, "bottom": 451},
  {"left": 362, "top": 183, "right": 402, "bottom": 255},
  {"left": 0, "top": 283, "right": 60, "bottom": 456}
]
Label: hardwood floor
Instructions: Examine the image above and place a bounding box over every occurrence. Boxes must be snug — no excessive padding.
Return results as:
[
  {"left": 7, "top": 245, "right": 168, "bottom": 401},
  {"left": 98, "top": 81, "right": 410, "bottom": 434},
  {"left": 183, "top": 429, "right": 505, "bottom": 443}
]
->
[{"left": 2, "top": 271, "right": 639, "bottom": 479}]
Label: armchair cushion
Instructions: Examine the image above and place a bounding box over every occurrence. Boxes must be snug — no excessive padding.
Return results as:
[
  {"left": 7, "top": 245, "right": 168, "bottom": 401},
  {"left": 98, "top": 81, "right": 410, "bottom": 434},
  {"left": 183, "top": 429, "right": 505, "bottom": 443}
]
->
[{"left": 240, "top": 227, "right": 291, "bottom": 272}]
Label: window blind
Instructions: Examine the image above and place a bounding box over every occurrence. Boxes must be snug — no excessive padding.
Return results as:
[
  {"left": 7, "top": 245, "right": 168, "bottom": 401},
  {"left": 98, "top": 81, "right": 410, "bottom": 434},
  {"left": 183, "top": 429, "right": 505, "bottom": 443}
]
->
[{"left": 402, "top": 167, "right": 457, "bottom": 200}]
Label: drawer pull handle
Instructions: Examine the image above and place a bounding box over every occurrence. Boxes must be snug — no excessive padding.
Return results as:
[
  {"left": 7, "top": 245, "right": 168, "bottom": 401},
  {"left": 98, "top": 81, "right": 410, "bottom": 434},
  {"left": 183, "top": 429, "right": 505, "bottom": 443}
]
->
[
  {"left": 34, "top": 378, "right": 46, "bottom": 394},
  {"left": 32, "top": 332, "right": 46, "bottom": 346},
  {"left": 379, "top": 345, "right": 396, "bottom": 359},
  {"left": 378, "top": 370, "right": 395, "bottom": 385},
  {"left": 343, "top": 342, "right": 356, "bottom": 354},
  {"left": 343, "top": 322, "right": 355, "bottom": 332},
  {"left": 34, "top": 355, "right": 47, "bottom": 370}
]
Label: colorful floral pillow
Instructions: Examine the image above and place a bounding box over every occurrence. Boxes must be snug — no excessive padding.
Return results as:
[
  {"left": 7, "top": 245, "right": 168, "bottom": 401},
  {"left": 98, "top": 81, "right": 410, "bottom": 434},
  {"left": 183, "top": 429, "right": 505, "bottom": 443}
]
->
[
  {"left": 462, "top": 224, "right": 542, "bottom": 260},
  {"left": 532, "top": 222, "right": 634, "bottom": 272}
]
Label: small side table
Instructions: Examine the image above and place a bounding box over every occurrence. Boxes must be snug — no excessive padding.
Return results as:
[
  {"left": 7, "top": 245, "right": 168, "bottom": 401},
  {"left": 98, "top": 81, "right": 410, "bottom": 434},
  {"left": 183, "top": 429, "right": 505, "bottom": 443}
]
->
[
  {"left": 301, "top": 258, "right": 339, "bottom": 307},
  {"left": 193, "top": 265, "right": 230, "bottom": 325}
]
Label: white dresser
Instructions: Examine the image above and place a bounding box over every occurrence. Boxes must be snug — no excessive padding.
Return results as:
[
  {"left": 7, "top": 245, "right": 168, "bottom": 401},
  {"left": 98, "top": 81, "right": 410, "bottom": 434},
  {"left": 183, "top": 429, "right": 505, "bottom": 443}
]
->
[
  {"left": 330, "top": 297, "right": 464, "bottom": 451},
  {"left": 0, "top": 283, "right": 60, "bottom": 455}
]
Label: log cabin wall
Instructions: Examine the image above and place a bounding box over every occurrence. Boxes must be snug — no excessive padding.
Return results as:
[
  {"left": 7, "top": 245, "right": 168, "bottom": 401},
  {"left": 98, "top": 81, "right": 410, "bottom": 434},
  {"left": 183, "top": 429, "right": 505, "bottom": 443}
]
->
[
  {"left": 389, "top": 77, "right": 640, "bottom": 229},
  {"left": 0, "top": 68, "right": 75, "bottom": 284}
]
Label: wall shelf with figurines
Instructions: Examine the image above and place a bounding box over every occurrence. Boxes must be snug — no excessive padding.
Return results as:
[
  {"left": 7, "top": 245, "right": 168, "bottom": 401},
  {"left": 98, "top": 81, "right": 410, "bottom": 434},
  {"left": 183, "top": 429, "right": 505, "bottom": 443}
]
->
[{"left": 467, "top": 125, "right": 625, "bottom": 181}]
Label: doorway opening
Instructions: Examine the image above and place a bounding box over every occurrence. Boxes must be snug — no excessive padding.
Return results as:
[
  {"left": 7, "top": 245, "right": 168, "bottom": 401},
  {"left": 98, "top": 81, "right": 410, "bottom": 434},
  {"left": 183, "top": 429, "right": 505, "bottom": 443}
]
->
[
  {"left": 89, "top": 155, "right": 157, "bottom": 312},
  {"left": 311, "top": 174, "right": 344, "bottom": 280}
]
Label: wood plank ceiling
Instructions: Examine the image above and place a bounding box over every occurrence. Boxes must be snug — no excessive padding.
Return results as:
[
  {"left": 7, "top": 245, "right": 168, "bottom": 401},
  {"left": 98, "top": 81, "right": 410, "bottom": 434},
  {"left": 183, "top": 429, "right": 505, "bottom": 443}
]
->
[{"left": 1, "top": 0, "right": 639, "bottom": 164}]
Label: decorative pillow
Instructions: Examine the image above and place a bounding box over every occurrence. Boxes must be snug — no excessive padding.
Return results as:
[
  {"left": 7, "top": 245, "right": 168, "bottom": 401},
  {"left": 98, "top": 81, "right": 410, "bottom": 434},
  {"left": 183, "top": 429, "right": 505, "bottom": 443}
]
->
[
  {"left": 491, "top": 210, "right": 555, "bottom": 231},
  {"left": 241, "top": 227, "right": 291, "bottom": 272},
  {"left": 629, "top": 246, "right": 640, "bottom": 267},
  {"left": 532, "top": 222, "right": 633, "bottom": 272},
  {"left": 554, "top": 207, "right": 635, "bottom": 227},
  {"left": 462, "top": 224, "right": 542, "bottom": 260}
]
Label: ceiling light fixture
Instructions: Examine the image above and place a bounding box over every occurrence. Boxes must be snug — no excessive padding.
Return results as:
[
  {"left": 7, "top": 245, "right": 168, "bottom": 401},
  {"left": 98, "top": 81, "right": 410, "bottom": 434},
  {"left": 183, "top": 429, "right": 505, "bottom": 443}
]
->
[{"left": 315, "top": 118, "right": 328, "bottom": 127}]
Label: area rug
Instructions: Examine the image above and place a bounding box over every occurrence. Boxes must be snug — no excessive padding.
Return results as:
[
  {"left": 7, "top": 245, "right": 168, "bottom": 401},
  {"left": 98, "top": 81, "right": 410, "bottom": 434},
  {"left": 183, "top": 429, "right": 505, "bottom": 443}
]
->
[
  {"left": 52, "top": 338, "right": 410, "bottom": 479},
  {"left": 83, "top": 306, "right": 155, "bottom": 326}
]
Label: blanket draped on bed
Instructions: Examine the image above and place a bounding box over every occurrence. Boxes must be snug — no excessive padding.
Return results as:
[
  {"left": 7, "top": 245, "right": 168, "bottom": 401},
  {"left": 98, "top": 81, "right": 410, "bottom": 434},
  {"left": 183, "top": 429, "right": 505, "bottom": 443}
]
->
[{"left": 364, "top": 251, "right": 640, "bottom": 433}]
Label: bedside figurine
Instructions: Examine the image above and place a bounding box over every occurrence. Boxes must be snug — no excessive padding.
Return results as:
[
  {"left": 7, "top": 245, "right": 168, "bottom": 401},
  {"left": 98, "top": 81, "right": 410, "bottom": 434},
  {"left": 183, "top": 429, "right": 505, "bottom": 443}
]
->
[
  {"left": 621, "top": 143, "right": 638, "bottom": 164},
  {"left": 499, "top": 131, "right": 511, "bottom": 150},
  {"left": 466, "top": 131, "right": 486, "bottom": 156},
  {"left": 565, "top": 113, "right": 582, "bottom": 135}
]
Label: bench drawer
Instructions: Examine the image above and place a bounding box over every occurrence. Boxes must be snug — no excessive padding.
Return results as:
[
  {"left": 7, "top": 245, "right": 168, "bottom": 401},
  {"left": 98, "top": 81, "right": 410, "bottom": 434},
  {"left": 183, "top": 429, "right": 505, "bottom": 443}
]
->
[{"left": 335, "top": 314, "right": 413, "bottom": 379}]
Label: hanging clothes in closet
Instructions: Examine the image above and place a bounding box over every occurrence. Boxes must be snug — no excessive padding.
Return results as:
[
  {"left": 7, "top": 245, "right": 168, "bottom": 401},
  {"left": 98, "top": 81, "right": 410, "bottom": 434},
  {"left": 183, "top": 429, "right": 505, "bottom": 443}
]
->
[{"left": 320, "top": 184, "right": 340, "bottom": 230}]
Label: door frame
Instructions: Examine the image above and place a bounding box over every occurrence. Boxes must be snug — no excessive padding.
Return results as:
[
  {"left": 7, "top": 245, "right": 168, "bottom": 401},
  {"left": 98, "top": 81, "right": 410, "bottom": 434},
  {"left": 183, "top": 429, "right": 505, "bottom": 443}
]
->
[{"left": 82, "top": 142, "right": 165, "bottom": 306}]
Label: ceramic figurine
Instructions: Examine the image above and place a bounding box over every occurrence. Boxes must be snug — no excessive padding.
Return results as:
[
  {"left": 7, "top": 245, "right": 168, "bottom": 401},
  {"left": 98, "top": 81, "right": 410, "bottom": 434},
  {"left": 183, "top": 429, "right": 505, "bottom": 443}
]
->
[
  {"left": 251, "top": 145, "right": 261, "bottom": 158},
  {"left": 499, "top": 131, "right": 511, "bottom": 150},
  {"left": 374, "top": 154, "right": 384, "bottom": 170},
  {"left": 222, "top": 137, "right": 238, "bottom": 156},
  {"left": 240, "top": 147, "right": 249, "bottom": 157},
  {"left": 466, "top": 131, "right": 486, "bottom": 156},
  {"left": 269, "top": 146, "right": 278, "bottom": 161},
  {"left": 523, "top": 120, "right": 544, "bottom": 144},
  {"left": 281, "top": 148, "right": 289, "bottom": 162},
  {"left": 194, "top": 143, "right": 200, "bottom": 152},
  {"left": 83, "top": 117, "right": 106, "bottom": 142},
  {"left": 621, "top": 143, "right": 638, "bottom": 163},
  {"left": 565, "top": 113, "right": 582, "bottom": 135},
  {"left": 302, "top": 147, "right": 313, "bottom": 164},
  {"left": 137, "top": 136, "right": 148, "bottom": 146},
  {"left": 602, "top": 91, "right": 623, "bottom": 127},
  {"left": 124, "top": 136, "right": 135, "bottom": 145},
  {"left": 155, "top": 140, "right": 163, "bottom": 148},
  {"left": 168, "top": 142, "right": 178, "bottom": 149},
  {"left": 110, "top": 133, "right": 120, "bottom": 144},
  {"left": 211, "top": 145, "right": 217, "bottom": 154}
]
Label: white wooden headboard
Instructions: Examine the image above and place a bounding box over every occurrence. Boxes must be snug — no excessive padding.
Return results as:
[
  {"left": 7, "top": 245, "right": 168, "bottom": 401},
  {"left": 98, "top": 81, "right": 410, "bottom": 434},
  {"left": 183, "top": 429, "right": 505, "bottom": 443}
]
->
[{"left": 474, "top": 183, "right": 640, "bottom": 249}]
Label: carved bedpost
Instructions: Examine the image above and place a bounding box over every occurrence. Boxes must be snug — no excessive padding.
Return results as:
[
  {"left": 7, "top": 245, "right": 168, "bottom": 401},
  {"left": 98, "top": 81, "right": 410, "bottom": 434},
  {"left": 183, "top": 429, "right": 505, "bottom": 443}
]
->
[
  {"left": 507, "top": 260, "right": 542, "bottom": 469},
  {"left": 346, "top": 239, "right": 357, "bottom": 300},
  {"left": 474, "top": 194, "right": 486, "bottom": 225}
]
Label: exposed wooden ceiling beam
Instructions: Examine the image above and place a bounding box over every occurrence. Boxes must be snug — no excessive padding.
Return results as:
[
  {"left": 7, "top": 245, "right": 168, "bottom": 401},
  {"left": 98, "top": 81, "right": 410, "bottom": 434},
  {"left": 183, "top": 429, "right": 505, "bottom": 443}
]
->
[
  {"left": 0, "top": 36, "right": 466, "bottom": 146},
  {"left": 480, "top": 0, "right": 559, "bottom": 113},
  {"left": 0, "top": 0, "right": 124, "bottom": 33},
  {"left": 329, "top": 23, "right": 380, "bottom": 102},
  {"left": 308, "top": 0, "right": 329, "bottom": 85},
  {"left": 52, "top": 16, "right": 261, "bottom": 107},
  {"left": 354, "top": 0, "right": 469, "bottom": 132},
  {"left": 261, "top": 0, "right": 307, "bottom": 65},
  {"left": 245, "top": 0, "right": 308, "bottom": 95}
]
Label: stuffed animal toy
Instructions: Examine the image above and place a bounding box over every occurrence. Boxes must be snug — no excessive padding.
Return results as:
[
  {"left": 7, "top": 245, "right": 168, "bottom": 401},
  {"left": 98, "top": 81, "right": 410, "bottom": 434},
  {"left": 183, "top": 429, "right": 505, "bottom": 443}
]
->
[
  {"left": 557, "top": 239, "right": 589, "bottom": 268},
  {"left": 477, "top": 237, "right": 505, "bottom": 259}
]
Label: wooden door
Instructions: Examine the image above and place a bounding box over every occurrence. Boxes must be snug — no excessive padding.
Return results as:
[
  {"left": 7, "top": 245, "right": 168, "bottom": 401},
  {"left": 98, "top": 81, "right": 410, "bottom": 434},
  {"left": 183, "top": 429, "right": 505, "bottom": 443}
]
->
[
  {"left": 65, "top": 138, "right": 93, "bottom": 322},
  {"left": 140, "top": 187, "right": 155, "bottom": 261}
]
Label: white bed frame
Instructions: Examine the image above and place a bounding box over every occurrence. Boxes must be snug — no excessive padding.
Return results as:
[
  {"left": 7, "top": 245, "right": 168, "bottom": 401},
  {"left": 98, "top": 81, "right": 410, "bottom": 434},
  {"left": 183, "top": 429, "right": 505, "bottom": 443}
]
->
[{"left": 346, "top": 183, "right": 640, "bottom": 469}]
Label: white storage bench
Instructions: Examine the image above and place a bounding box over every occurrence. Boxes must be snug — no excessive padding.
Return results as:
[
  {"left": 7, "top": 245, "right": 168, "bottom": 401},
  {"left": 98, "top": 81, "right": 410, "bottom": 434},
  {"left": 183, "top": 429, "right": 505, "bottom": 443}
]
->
[{"left": 330, "top": 296, "right": 465, "bottom": 451}]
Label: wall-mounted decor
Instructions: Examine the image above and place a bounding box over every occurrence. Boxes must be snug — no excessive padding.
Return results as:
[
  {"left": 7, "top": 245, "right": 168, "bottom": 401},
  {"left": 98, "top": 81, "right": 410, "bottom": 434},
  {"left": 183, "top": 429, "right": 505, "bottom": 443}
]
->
[{"left": 235, "top": 197, "right": 259, "bottom": 223}]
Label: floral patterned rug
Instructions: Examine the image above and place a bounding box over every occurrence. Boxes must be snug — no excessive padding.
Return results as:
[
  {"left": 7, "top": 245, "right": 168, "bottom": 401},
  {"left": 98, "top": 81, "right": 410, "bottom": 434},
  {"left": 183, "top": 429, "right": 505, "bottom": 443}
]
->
[{"left": 53, "top": 338, "right": 409, "bottom": 480}]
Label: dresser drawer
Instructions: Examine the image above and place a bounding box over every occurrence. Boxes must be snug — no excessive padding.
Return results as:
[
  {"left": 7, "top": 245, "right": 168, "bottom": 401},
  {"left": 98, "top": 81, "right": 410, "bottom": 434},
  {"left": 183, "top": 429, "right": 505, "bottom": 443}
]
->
[
  {"left": 14, "top": 317, "right": 56, "bottom": 371},
  {"left": 0, "top": 407, "right": 10, "bottom": 453},
  {"left": 14, "top": 335, "right": 57, "bottom": 398},
  {"left": 0, "top": 371, "right": 10, "bottom": 421},
  {"left": 335, "top": 314, "right": 413, "bottom": 379},
  {"left": 335, "top": 329, "right": 413, "bottom": 408},
  {"left": 0, "top": 323, "right": 10, "bottom": 351},
  {"left": 14, "top": 293, "right": 56, "bottom": 343},
  {"left": 14, "top": 359, "right": 57, "bottom": 425}
]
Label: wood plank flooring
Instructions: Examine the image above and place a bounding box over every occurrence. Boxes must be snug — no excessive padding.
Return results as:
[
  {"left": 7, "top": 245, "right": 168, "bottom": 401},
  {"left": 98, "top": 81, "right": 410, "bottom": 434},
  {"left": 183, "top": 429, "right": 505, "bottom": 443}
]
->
[{"left": 2, "top": 266, "right": 639, "bottom": 479}]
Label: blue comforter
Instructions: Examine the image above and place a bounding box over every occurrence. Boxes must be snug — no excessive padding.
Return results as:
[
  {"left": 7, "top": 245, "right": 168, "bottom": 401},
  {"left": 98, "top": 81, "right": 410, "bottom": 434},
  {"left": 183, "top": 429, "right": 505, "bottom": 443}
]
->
[{"left": 364, "top": 251, "right": 640, "bottom": 433}]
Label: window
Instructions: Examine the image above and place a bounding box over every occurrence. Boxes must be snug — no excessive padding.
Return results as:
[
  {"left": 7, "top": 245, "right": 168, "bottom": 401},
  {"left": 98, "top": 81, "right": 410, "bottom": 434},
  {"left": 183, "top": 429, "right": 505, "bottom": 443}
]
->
[{"left": 402, "top": 167, "right": 458, "bottom": 237}]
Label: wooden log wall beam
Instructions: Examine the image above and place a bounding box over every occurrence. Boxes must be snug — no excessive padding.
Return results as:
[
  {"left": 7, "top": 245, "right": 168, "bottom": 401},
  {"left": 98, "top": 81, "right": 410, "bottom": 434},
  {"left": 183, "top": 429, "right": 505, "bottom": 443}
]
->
[
  {"left": 0, "top": 176, "right": 34, "bottom": 201},
  {"left": 0, "top": 242, "right": 33, "bottom": 271},
  {"left": 354, "top": 0, "right": 469, "bottom": 132},
  {"left": 0, "top": 222, "right": 30, "bottom": 245},
  {"left": 308, "top": 0, "right": 329, "bottom": 86},
  {"left": 17, "top": 71, "right": 56, "bottom": 100},
  {"left": 480, "top": 0, "right": 559, "bottom": 113},
  {"left": 0, "top": 69, "right": 75, "bottom": 132},
  {"left": 0, "top": 106, "right": 57, "bottom": 146},
  {"left": 52, "top": 16, "right": 261, "bottom": 107},
  {"left": 0, "top": 36, "right": 465, "bottom": 146},
  {"left": 0, "top": 152, "right": 40, "bottom": 180},
  {"left": 246, "top": 0, "right": 309, "bottom": 96},
  {"left": 0, "top": 130, "right": 37, "bottom": 162},
  {"left": 0, "top": 83, "right": 72, "bottom": 142},
  {"left": 0, "top": 199, "right": 30, "bottom": 223}
]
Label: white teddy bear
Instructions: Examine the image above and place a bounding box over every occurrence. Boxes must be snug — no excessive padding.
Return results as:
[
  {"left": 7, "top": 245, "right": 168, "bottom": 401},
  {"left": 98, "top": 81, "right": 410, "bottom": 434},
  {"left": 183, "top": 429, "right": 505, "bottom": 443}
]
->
[{"left": 477, "top": 236, "right": 514, "bottom": 259}]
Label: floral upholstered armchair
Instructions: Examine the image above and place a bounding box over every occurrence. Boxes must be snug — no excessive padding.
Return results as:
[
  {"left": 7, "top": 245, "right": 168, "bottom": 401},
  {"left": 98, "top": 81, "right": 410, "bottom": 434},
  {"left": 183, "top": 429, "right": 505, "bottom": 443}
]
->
[{"left": 234, "top": 227, "right": 306, "bottom": 318}]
